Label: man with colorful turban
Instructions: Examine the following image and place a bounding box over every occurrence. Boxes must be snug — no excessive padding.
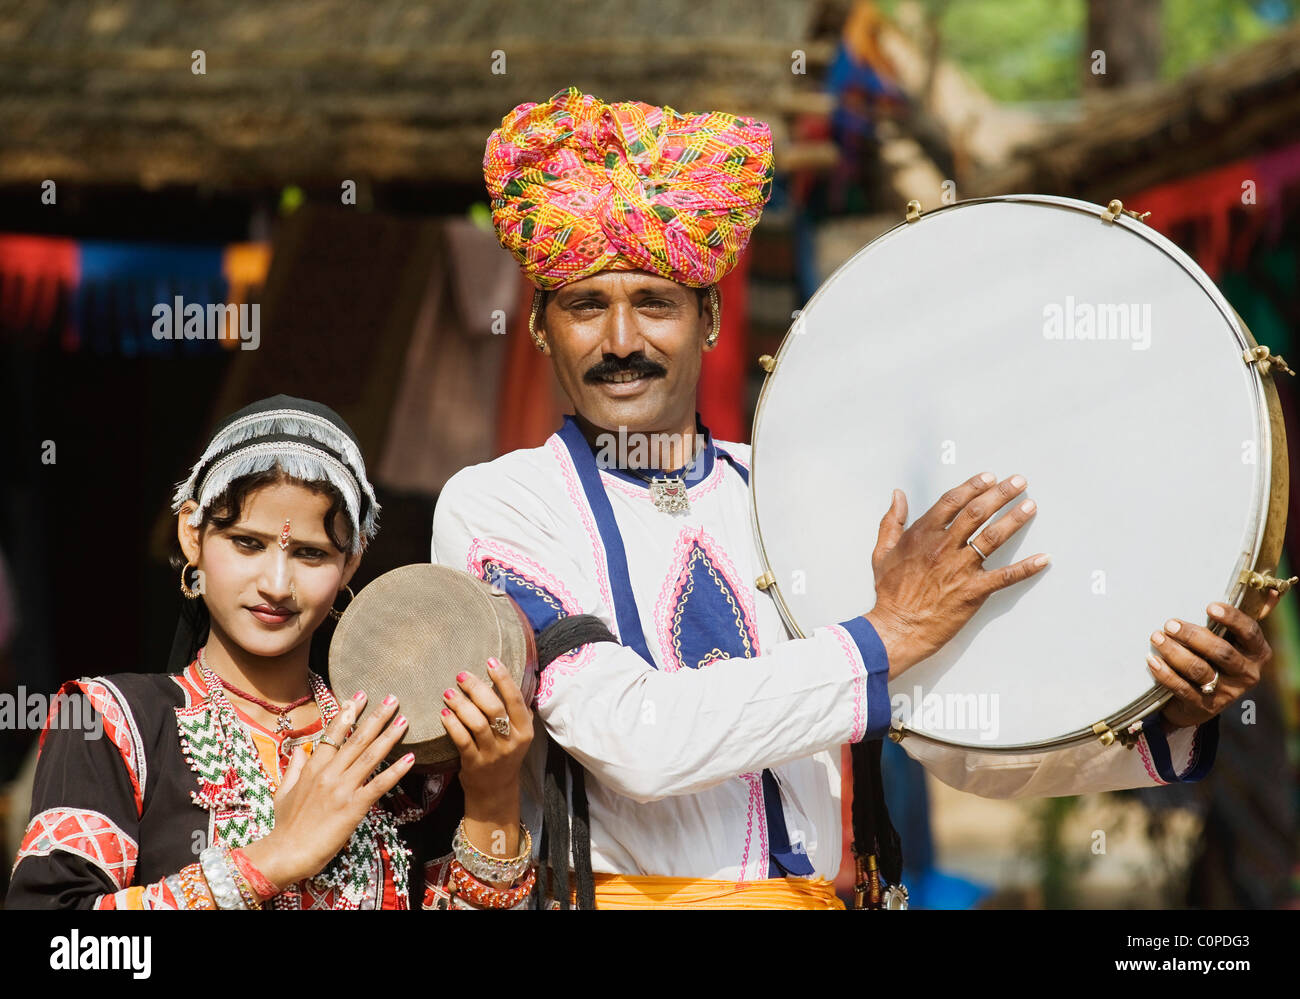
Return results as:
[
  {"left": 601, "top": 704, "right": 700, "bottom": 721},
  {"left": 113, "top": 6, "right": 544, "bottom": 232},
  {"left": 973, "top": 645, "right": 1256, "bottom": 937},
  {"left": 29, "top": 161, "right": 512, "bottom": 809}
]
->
[{"left": 431, "top": 87, "right": 1273, "bottom": 908}]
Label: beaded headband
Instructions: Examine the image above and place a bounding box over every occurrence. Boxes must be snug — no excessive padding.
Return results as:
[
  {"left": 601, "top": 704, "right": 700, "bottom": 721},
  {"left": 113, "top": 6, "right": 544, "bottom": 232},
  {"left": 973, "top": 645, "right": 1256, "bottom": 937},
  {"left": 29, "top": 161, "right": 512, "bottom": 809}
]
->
[{"left": 171, "top": 395, "right": 379, "bottom": 554}]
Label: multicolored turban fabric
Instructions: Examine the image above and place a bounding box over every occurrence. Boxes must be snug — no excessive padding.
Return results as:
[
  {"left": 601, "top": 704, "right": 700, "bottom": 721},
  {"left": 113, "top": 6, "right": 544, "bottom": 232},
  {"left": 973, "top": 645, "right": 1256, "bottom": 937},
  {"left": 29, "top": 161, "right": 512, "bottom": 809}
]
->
[{"left": 483, "top": 86, "right": 774, "bottom": 289}]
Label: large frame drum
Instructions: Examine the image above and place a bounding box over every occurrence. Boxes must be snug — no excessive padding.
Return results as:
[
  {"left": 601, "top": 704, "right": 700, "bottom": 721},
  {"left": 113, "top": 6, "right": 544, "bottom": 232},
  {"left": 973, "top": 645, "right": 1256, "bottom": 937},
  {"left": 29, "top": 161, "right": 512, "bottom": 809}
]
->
[{"left": 751, "top": 194, "right": 1292, "bottom": 752}]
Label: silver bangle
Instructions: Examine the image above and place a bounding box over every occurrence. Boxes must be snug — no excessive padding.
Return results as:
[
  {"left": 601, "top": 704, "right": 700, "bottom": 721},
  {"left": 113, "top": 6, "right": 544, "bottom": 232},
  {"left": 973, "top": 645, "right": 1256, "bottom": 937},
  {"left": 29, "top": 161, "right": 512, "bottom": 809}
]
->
[
  {"left": 451, "top": 820, "right": 532, "bottom": 885},
  {"left": 199, "top": 845, "right": 247, "bottom": 910},
  {"left": 163, "top": 873, "right": 187, "bottom": 909}
]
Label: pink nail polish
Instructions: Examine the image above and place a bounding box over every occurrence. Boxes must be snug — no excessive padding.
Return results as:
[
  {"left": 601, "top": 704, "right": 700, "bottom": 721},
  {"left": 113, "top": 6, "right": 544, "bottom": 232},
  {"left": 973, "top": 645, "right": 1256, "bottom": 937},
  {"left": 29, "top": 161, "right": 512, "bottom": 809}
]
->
[
  {"left": 400, "top": 752, "right": 415, "bottom": 764},
  {"left": 353, "top": 690, "right": 365, "bottom": 701},
  {"left": 456, "top": 672, "right": 469, "bottom": 683},
  {"left": 443, "top": 688, "right": 455, "bottom": 700},
  {"left": 441, "top": 708, "right": 451, "bottom": 717},
  {"left": 383, "top": 694, "right": 396, "bottom": 706},
  {"left": 395, "top": 715, "right": 407, "bottom": 728},
  {"left": 487, "top": 658, "right": 500, "bottom": 670}
]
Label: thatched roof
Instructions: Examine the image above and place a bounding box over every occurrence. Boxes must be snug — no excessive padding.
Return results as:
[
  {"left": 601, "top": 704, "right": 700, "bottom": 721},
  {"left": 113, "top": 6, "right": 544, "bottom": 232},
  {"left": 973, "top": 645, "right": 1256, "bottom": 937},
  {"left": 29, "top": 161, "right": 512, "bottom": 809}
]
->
[
  {"left": 0, "top": 0, "right": 841, "bottom": 189},
  {"left": 971, "top": 21, "right": 1300, "bottom": 199}
]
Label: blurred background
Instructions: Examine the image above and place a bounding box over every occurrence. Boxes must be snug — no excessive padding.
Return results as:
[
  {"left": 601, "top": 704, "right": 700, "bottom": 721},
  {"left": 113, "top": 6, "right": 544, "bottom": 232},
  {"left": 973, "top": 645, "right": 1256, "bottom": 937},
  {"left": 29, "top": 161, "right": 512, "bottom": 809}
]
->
[{"left": 1, "top": 0, "right": 1298, "bottom": 908}]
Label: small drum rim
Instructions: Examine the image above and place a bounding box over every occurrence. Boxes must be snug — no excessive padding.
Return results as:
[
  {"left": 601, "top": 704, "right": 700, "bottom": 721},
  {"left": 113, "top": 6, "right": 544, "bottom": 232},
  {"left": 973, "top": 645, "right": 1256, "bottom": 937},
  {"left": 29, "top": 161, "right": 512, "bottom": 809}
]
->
[{"left": 749, "top": 193, "right": 1283, "bottom": 753}]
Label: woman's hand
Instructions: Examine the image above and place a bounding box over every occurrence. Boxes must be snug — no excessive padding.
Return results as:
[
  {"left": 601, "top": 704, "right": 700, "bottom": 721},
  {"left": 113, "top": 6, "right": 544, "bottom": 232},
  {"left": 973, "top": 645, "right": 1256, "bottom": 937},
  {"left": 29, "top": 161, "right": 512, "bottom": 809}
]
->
[
  {"left": 241, "top": 692, "right": 413, "bottom": 889},
  {"left": 442, "top": 657, "right": 534, "bottom": 861}
]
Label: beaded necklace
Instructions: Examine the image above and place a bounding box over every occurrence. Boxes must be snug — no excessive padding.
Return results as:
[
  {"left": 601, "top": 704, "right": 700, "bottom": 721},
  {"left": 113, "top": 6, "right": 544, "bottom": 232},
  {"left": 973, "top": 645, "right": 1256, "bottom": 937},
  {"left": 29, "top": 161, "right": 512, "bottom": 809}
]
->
[{"left": 175, "top": 649, "right": 410, "bottom": 909}]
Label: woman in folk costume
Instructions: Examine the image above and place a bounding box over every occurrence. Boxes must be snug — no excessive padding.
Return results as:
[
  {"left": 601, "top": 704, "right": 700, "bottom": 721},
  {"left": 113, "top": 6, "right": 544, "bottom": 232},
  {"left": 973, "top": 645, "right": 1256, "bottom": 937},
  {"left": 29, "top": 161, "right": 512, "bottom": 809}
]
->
[
  {"left": 430, "top": 87, "right": 1279, "bottom": 909},
  {"left": 8, "top": 395, "right": 535, "bottom": 910}
]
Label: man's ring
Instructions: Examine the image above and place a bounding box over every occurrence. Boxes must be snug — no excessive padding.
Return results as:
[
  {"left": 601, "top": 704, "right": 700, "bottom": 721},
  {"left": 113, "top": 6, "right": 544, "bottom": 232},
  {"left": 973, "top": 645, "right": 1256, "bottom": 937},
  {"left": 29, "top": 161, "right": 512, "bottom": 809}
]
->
[
  {"left": 967, "top": 539, "right": 989, "bottom": 561},
  {"left": 491, "top": 716, "right": 511, "bottom": 738},
  {"left": 1200, "top": 671, "right": 1219, "bottom": 696},
  {"left": 319, "top": 735, "right": 343, "bottom": 750}
]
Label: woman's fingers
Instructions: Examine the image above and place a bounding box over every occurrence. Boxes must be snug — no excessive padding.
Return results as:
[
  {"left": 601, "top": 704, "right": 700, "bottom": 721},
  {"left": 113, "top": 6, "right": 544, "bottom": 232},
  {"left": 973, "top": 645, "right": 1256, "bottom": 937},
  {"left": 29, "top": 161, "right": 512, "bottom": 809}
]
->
[
  {"left": 332, "top": 693, "right": 400, "bottom": 770},
  {"left": 442, "top": 705, "right": 481, "bottom": 764},
  {"left": 456, "top": 668, "right": 508, "bottom": 725},
  {"left": 311, "top": 694, "right": 363, "bottom": 773},
  {"left": 347, "top": 711, "right": 410, "bottom": 782},
  {"left": 487, "top": 657, "right": 532, "bottom": 728},
  {"left": 444, "top": 684, "right": 493, "bottom": 751},
  {"left": 360, "top": 751, "right": 416, "bottom": 807},
  {"left": 277, "top": 744, "right": 308, "bottom": 801}
]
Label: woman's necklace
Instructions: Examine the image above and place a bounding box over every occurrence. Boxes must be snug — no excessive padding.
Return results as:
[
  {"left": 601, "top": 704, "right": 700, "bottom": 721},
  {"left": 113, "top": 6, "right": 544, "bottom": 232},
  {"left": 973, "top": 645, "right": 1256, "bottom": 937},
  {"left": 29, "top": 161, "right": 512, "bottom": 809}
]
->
[{"left": 212, "top": 675, "right": 314, "bottom": 733}]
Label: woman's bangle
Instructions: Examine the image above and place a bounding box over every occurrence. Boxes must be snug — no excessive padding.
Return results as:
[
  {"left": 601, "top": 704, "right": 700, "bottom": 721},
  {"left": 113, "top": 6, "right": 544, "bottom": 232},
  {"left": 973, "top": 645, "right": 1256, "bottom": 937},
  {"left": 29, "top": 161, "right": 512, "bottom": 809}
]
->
[
  {"left": 199, "top": 846, "right": 247, "bottom": 910},
  {"left": 229, "top": 847, "right": 280, "bottom": 903},
  {"left": 448, "top": 859, "right": 536, "bottom": 909},
  {"left": 452, "top": 819, "right": 533, "bottom": 885},
  {"left": 177, "top": 863, "right": 215, "bottom": 910}
]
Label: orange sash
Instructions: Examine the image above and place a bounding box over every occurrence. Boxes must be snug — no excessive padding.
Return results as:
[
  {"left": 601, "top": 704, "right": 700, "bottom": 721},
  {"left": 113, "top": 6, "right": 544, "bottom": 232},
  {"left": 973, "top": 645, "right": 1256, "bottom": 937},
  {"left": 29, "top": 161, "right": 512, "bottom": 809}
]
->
[{"left": 572, "top": 873, "right": 846, "bottom": 910}]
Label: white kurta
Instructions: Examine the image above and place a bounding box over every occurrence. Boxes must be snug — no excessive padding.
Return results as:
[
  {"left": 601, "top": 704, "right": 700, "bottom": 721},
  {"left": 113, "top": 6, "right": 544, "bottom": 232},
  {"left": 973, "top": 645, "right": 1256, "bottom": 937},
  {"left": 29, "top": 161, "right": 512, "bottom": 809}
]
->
[{"left": 431, "top": 417, "right": 1212, "bottom": 882}]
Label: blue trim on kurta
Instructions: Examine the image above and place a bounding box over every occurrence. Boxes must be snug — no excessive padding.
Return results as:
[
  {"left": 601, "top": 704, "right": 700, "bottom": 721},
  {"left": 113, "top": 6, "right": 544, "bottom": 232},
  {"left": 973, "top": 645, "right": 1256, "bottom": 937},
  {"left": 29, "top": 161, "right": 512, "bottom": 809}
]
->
[
  {"left": 559, "top": 413, "right": 805, "bottom": 877},
  {"left": 479, "top": 559, "right": 568, "bottom": 636},
  {"left": 762, "top": 769, "right": 816, "bottom": 877},
  {"left": 557, "top": 416, "right": 655, "bottom": 662},
  {"left": 1140, "top": 714, "right": 1219, "bottom": 783},
  {"left": 838, "top": 615, "right": 892, "bottom": 741}
]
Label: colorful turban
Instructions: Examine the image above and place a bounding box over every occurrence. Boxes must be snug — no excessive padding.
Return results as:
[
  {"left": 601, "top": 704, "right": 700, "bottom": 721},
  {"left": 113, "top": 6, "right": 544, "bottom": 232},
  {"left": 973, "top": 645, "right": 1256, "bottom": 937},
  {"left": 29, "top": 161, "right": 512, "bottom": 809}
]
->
[{"left": 483, "top": 86, "right": 774, "bottom": 289}]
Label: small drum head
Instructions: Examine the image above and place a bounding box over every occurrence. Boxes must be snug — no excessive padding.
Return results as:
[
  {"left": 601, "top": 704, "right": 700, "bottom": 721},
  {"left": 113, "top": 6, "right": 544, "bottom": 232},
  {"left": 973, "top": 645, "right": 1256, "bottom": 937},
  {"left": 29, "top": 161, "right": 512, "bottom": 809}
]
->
[
  {"left": 752, "top": 195, "right": 1275, "bottom": 751},
  {"left": 329, "top": 564, "right": 536, "bottom": 766}
]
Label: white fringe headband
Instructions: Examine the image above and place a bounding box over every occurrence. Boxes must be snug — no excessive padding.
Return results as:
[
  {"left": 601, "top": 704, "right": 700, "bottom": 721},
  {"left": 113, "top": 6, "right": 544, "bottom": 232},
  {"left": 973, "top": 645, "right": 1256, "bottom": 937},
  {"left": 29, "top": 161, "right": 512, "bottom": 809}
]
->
[{"left": 171, "top": 400, "right": 380, "bottom": 554}]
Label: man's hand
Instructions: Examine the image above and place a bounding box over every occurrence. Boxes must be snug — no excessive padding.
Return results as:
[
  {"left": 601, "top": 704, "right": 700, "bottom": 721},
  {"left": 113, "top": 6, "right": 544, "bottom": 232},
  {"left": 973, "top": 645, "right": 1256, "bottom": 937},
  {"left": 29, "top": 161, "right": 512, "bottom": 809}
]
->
[
  {"left": 865, "top": 471, "right": 1050, "bottom": 678},
  {"left": 1152, "top": 590, "right": 1280, "bottom": 730}
]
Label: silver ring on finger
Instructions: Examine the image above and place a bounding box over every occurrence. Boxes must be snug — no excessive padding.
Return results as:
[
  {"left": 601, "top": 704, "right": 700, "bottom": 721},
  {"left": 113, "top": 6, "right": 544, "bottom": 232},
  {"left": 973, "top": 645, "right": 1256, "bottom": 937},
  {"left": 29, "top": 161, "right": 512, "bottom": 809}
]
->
[
  {"left": 967, "top": 538, "right": 989, "bottom": 561},
  {"left": 490, "top": 716, "right": 511, "bottom": 738},
  {"left": 1200, "top": 671, "right": 1219, "bottom": 696}
]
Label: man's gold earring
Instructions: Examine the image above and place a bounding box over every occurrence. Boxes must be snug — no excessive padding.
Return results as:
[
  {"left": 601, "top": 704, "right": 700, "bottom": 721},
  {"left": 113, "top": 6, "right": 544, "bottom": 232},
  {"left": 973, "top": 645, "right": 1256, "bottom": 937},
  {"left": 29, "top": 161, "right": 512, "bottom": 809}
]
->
[
  {"left": 704, "top": 286, "right": 722, "bottom": 348},
  {"left": 528, "top": 292, "right": 547, "bottom": 353}
]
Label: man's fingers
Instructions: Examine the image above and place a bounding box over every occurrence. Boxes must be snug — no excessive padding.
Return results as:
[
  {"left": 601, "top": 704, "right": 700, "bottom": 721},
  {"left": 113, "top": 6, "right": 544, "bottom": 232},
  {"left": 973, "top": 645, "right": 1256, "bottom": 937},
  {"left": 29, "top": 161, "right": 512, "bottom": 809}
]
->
[
  {"left": 951, "top": 475, "right": 1028, "bottom": 546},
  {"left": 872, "top": 489, "right": 907, "bottom": 567},
  {"left": 1158, "top": 619, "right": 1248, "bottom": 677},
  {"left": 975, "top": 551, "right": 1050, "bottom": 597},
  {"left": 1258, "top": 589, "right": 1281, "bottom": 621},
  {"left": 1207, "top": 601, "right": 1269, "bottom": 656},
  {"left": 1150, "top": 629, "right": 1220, "bottom": 689},
  {"left": 916, "top": 472, "right": 998, "bottom": 532},
  {"left": 966, "top": 493, "right": 1036, "bottom": 556},
  {"left": 1147, "top": 651, "right": 1205, "bottom": 706}
]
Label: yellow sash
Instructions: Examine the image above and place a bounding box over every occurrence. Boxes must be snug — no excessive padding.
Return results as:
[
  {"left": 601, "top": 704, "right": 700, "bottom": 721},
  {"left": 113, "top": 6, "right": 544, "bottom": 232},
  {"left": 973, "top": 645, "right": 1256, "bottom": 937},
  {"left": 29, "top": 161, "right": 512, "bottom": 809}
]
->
[{"left": 572, "top": 873, "right": 846, "bottom": 910}]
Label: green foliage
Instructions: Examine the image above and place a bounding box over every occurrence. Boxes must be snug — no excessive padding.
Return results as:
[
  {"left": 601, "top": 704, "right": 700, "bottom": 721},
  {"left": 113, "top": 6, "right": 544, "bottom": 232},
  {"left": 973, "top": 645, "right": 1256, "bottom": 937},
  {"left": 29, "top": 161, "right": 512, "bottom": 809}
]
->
[{"left": 872, "top": 0, "right": 1296, "bottom": 102}]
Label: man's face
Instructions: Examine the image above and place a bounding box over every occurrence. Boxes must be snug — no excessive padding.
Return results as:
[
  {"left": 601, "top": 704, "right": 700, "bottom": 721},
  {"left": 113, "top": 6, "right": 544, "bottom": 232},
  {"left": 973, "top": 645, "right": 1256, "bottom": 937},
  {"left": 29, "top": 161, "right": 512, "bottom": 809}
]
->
[{"left": 539, "top": 271, "right": 713, "bottom": 433}]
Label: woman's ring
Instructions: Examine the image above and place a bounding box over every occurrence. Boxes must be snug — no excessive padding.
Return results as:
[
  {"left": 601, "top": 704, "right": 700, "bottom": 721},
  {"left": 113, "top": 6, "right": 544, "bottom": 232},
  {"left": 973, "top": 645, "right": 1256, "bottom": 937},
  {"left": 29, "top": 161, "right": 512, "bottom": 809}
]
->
[{"left": 491, "top": 716, "right": 511, "bottom": 738}]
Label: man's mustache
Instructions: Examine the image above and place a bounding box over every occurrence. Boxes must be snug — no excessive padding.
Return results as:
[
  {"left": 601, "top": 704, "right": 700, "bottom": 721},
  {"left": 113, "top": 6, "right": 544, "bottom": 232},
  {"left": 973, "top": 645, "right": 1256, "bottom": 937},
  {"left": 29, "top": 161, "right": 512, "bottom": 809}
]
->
[{"left": 584, "top": 354, "right": 667, "bottom": 383}]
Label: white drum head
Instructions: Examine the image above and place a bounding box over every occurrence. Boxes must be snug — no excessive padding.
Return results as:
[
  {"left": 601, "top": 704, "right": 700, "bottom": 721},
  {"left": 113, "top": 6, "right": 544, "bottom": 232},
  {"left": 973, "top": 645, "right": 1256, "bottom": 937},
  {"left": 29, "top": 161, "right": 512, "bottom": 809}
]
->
[{"left": 752, "top": 196, "right": 1270, "bottom": 750}]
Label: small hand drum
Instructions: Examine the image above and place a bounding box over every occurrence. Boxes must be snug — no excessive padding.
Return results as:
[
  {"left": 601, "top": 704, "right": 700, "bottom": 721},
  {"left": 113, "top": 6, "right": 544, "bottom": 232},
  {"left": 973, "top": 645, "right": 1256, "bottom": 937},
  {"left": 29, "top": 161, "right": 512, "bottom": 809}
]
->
[{"left": 329, "top": 564, "right": 537, "bottom": 766}]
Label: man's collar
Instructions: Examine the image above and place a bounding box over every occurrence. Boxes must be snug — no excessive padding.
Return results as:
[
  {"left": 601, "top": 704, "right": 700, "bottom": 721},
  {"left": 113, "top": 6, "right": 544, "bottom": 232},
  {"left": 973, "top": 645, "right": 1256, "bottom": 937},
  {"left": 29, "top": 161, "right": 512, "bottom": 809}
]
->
[{"left": 563, "top": 413, "right": 717, "bottom": 489}]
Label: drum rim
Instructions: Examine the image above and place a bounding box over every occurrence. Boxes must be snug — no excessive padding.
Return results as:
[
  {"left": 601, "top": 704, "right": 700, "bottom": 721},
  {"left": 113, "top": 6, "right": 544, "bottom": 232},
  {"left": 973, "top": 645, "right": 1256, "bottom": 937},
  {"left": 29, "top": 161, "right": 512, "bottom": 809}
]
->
[{"left": 749, "top": 193, "right": 1278, "bottom": 753}]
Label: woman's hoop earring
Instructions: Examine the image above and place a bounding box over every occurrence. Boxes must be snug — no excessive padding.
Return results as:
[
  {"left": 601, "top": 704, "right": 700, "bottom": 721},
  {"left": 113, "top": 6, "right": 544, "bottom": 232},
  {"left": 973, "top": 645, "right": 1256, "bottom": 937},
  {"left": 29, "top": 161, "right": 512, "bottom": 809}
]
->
[
  {"left": 180, "top": 561, "right": 202, "bottom": 600},
  {"left": 704, "top": 286, "right": 721, "bottom": 348},
  {"left": 328, "top": 585, "right": 356, "bottom": 621},
  {"left": 528, "top": 292, "right": 547, "bottom": 353}
]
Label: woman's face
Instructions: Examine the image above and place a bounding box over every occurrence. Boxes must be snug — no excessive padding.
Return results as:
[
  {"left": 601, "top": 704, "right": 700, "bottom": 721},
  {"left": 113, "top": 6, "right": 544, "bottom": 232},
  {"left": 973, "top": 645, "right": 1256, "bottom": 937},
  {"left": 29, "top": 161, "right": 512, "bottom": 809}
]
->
[{"left": 179, "top": 480, "right": 359, "bottom": 661}]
